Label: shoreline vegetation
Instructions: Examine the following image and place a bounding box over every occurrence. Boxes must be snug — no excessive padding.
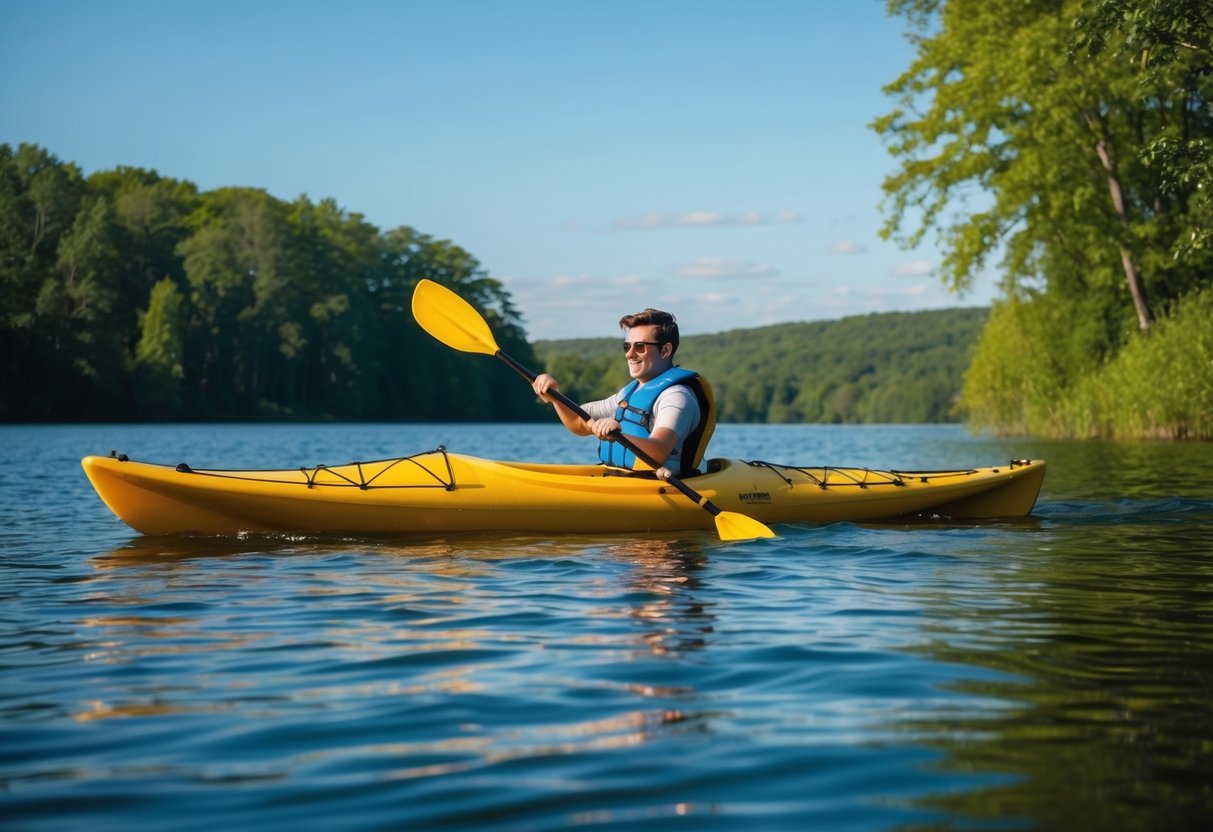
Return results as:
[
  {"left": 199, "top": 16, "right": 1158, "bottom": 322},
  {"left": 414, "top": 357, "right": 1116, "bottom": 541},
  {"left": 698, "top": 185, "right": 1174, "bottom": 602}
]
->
[
  {"left": 869, "top": 0, "right": 1212, "bottom": 440},
  {"left": 539, "top": 307, "right": 987, "bottom": 426},
  {"left": 0, "top": 135, "right": 985, "bottom": 427},
  {"left": 1, "top": 139, "right": 1207, "bottom": 438}
]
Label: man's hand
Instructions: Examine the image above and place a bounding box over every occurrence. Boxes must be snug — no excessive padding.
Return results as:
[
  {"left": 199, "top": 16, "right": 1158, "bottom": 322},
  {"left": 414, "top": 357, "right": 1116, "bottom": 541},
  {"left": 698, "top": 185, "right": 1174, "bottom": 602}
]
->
[
  {"left": 588, "top": 418, "right": 621, "bottom": 438},
  {"left": 532, "top": 373, "right": 560, "bottom": 403}
]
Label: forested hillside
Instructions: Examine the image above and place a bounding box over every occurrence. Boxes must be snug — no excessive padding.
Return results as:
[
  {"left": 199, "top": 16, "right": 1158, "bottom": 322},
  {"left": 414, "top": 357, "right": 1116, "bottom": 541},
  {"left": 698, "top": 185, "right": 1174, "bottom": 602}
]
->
[
  {"left": 1, "top": 142, "right": 991, "bottom": 426},
  {"left": 0, "top": 144, "right": 541, "bottom": 422},
  {"left": 538, "top": 307, "right": 987, "bottom": 424}
]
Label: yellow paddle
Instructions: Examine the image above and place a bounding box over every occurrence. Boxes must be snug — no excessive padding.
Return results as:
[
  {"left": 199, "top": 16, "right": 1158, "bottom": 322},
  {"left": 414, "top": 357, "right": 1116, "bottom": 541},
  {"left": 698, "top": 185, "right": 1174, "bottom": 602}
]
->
[{"left": 411, "top": 278, "right": 776, "bottom": 541}]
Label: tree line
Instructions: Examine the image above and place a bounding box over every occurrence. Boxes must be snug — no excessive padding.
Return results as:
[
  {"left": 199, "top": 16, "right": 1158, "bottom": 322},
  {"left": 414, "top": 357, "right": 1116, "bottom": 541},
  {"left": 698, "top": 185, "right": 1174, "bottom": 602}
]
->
[
  {"left": 538, "top": 307, "right": 987, "bottom": 424},
  {"left": 0, "top": 142, "right": 993, "bottom": 428},
  {"left": 874, "top": 0, "right": 1212, "bottom": 439},
  {"left": 0, "top": 143, "right": 542, "bottom": 423}
]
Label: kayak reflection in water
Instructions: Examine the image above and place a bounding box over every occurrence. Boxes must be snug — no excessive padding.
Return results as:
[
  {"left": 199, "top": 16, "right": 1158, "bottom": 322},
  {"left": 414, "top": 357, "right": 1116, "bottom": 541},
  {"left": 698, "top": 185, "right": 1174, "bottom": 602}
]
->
[{"left": 532, "top": 308, "right": 717, "bottom": 479}]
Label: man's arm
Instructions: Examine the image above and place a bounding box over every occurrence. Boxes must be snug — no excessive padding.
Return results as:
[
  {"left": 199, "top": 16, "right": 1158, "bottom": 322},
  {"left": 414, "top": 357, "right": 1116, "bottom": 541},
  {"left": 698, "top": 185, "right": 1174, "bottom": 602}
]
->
[{"left": 533, "top": 373, "right": 627, "bottom": 438}]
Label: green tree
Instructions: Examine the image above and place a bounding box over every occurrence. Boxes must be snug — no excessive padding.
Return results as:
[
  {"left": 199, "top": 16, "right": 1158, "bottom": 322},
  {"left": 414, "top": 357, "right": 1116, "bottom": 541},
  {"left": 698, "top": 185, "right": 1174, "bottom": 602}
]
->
[
  {"left": 133, "top": 277, "right": 186, "bottom": 416},
  {"left": 35, "top": 196, "right": 126, "bottom": 417},
  {"left": 286, "top": 196, "right": 379, "bottom": 418},
  {"left": 90, "top": 167, "right": 198, "bottom": 353},
  {"left": 1074, "top": 0, "right": 1213, "bottom": 261},
  {"left": 0, "top": 144, "right": 89, "bottom": 418},
  {"left": 876, "top": 0, "right": 1211, "bottom": 327},
  {"left": 874, "top": 0, "right": 1212, "bottom": 438},
  {"left": 176, "top": 188, "right": 293, "bottom": 415}
]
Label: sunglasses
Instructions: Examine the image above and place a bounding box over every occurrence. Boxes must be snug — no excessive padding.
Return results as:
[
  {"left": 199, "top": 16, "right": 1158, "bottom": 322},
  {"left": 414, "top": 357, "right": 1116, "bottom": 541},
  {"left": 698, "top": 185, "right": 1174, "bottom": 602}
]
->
[{"left": 622, "top": 340, "right": 664, "bottom": 355}]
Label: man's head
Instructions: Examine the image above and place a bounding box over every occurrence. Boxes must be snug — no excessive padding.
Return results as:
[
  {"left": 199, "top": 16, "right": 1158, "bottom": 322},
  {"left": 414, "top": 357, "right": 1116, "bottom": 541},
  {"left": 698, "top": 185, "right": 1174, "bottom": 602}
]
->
[
  {"left": 619, "top": 308, "right": 679, "bottom": 382},
  {"left": 619, "top": 309, "right": 679, "bottom": 354}
]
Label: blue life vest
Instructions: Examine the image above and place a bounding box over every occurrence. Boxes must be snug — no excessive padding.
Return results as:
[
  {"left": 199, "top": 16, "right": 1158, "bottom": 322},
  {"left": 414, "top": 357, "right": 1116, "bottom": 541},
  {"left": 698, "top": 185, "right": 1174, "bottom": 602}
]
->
[{"left": 597, "top": 367, "right": 716, "bottom": 474}]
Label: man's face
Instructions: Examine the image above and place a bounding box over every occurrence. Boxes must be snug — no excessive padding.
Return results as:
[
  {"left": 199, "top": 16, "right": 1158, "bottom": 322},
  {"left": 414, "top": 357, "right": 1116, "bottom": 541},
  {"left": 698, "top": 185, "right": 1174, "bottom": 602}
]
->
[{"left": 623, "top": 324, "right": 671, "bottom": 382}]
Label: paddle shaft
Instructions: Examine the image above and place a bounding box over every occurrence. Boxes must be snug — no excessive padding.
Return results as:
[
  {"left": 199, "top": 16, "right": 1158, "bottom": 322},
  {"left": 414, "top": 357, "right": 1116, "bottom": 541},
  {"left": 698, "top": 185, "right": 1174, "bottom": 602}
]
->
[{"left": 495, "top": 350, "right": 726, "bottom": 518}]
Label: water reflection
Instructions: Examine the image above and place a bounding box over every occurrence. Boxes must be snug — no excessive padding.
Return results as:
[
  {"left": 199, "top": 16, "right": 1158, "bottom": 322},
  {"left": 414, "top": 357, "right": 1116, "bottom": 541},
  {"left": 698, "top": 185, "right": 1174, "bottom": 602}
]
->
[
  {"left": 81, "top": 532, "right": 720, "bottom": 762},
  {"left": 584, "top": 536, "right": 714, "bottom": 657},
  {"left": 897, "top": 502, "right": 1213, "bottom": 829},
  {"left": 92, "top": 533, "right": 717, "bottom": 660},
  {"left": 994, "top": 436, "right": 1213, "bottom": 500}
]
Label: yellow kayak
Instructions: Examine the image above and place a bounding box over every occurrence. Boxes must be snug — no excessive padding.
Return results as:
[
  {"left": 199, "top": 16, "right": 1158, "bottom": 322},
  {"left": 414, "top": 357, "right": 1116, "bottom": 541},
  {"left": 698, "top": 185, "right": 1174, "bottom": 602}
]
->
[{"left": 81, "top": 448, "right": 1046, "bottom": 537}]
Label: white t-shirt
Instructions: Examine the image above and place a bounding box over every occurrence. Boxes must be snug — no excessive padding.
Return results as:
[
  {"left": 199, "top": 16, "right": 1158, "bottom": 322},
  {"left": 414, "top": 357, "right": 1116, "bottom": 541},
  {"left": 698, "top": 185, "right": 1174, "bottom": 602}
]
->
[{"left": 584, "top": 383, "right": 701, "bottom": 468}]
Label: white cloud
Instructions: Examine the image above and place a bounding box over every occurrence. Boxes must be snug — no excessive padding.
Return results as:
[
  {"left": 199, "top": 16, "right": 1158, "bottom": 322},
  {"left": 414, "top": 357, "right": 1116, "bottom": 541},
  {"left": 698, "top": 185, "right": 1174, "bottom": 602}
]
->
[
  {"left": 678, "top": 210, "right": 729, "bottom": 227},
  {"left": 613, "top": 209, "right": 803, "bottom": 230},
  {"left": 667, "top": 256, "right": 779, "bottom": 280},
  {"left": 608, "top": 273, "right": 645, "bottom": 286},
  {"left": 892, "top": 259, "right": 934, "bottom": 277},
  {"left": 827, "top": 239, "right": 866, "bottom": 255},
  {"left": 541, "top": 272, "right": 645, "bottom": 289}
]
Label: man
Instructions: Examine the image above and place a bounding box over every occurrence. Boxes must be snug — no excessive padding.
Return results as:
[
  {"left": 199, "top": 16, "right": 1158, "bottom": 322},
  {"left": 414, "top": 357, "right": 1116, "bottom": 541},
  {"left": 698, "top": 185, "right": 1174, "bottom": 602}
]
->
[{"left": 532, "top": 308, "right": 715, "bottom": 477}]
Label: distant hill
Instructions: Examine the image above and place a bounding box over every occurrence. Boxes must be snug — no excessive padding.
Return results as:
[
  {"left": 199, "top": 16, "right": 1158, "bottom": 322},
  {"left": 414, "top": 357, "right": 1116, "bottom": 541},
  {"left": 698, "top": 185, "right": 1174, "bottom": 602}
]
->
[{"left": 535, "top": 307, "right": 990, "bottom": 423}]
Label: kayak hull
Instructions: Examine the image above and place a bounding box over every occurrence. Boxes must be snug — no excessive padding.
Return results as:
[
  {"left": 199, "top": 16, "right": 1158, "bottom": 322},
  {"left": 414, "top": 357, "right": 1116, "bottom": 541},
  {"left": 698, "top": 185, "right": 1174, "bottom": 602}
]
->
[{"left": 81, "top": 450, "right": 1046, "bottom": 537}]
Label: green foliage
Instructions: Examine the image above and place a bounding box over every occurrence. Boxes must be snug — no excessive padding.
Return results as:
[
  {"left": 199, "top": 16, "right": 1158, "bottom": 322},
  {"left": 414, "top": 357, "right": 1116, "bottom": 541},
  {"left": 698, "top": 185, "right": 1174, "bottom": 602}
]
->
[
  {"left": 0, "top": 143, "right": 543, "bottom": 423},
  {"left": 1074, "top": 0, "right": 1213, "bottom": 260},
  {"left": 1067, "top": 288, "right": 1213, "bottom": 439},
  {"left": 960, "top": 298, "right": 1083, "bottom": 437},
  {"left": 963, "top": 289, "right": 1213, "bottom": 439},
  {"left": 541, "top": 352, "right": 619, "bottom": 405},
  {"left": 538, "top": 308, "right": 988, "bottom": 424},
  {"left": 875, "top": 0, "right": 1212, "bottom": 439},
  {"left": 134, "top": 277, "right": 186, "bottom": 416}
]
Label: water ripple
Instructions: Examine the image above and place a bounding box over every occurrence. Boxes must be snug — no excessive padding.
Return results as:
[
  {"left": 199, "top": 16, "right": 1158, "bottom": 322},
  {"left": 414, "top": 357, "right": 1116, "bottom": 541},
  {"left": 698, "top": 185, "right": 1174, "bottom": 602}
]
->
[{"left": 3, "top": 424, "right": 1213, "bottom": 830}]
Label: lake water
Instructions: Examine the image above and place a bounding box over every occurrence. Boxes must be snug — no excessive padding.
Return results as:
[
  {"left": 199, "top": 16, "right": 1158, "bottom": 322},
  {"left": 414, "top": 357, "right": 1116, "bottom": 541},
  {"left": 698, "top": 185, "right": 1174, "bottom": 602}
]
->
[{"left": 2, "top": 423, "right": 1211, "bottom": 831}]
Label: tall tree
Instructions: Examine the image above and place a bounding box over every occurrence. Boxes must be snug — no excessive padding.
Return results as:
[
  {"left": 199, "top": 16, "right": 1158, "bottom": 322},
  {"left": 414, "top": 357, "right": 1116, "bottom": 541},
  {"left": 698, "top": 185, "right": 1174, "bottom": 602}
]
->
[
  {"left": 0, "top": 145, "right": 89, "bottom": 417},
  {"left": 176, "top": 188, "right": 293, "bottom": 414},
  {"left": 876, "top": 1, "right": 1213, "bottom": 437},
  {"left": 90, "top": 166, "right": 198, "bottom": 351},
  {"left": 874, "top": 0, "right": 1212, "bottom": 334},
  {"left": 1074, "top": 0, "right": 1213, "bottom": 265},
  {"left": 133, "top": 277, "right": 186, "bottom": 416},
  {"left": 286, "top": 196, "right": 381, "bottom": 418}
]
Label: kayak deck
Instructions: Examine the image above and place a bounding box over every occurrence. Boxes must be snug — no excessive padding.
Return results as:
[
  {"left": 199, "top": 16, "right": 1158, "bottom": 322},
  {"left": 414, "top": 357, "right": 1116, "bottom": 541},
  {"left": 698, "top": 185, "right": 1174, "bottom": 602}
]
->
[{"left": 81, "top": 448, "right": 1047, "bottom": 537}]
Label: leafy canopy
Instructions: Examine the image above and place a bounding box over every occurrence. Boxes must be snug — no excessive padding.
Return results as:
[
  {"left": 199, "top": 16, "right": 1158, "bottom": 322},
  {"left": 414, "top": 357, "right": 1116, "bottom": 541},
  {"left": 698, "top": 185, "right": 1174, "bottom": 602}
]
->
[{"left": 873, "top": 0, "right": 1212, "bottom": 438}]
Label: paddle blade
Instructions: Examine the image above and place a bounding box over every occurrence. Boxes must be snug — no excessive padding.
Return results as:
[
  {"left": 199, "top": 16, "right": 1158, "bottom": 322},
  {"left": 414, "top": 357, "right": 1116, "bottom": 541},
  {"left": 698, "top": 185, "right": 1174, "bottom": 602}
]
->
[
  {"left": 714, "top": 511, "right": 777, "bottom": 541},
  {"left": 412, "top": 278, "right": 501, "bottom": 356}
]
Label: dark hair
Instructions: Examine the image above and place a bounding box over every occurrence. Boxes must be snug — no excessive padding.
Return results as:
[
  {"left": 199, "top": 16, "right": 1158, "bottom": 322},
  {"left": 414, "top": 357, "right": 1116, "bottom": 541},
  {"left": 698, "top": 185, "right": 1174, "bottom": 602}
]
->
[{"left": 619, "top": 308, "right": 679, "bottom": 355}]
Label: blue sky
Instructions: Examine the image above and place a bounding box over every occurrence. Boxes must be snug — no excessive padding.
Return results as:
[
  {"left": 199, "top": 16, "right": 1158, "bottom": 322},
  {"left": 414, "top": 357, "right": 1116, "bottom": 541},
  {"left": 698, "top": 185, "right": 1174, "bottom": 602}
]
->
[{"left": 2, "top": 0, "right": 995, "bottom": 340}]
